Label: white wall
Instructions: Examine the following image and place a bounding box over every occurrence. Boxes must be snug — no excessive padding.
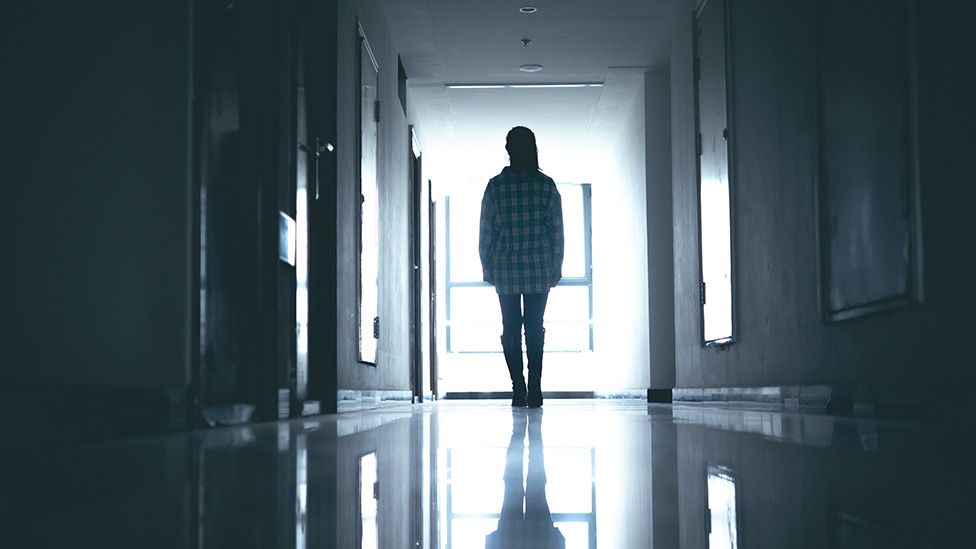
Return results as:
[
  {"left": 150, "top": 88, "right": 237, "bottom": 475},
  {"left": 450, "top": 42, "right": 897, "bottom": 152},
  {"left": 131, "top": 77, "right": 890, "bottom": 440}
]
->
[{"left": 590, "top": 80, "right": 651, "bottom": 391}]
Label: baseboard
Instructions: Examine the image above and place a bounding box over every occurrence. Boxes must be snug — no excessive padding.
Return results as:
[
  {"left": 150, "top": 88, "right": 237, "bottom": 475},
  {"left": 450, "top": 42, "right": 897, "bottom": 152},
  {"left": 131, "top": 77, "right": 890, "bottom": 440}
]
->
[
  {"left": 671, "top": 384, "right": 933, "bottom": 418},
  {"left": 443, "top": 390, "right": 647, "bottom": 400},
  {"left": 647, "top": 388, "right": 673, "bottom": 403},
  {"left": 672, "top": 385, "right": 833, "bottom": 410},
  {"left": 444, "top": 391, "right": 595, "bottom": 400},
  {"left": 337, "top": 389, "right": 414, "bottom": 413}
]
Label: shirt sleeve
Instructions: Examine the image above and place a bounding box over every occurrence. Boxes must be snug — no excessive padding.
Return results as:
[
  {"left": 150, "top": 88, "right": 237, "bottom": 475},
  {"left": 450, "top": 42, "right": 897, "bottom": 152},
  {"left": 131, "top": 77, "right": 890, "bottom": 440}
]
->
[
  {"left": 548, "top": 183, "right": 564, "bottom": 287},
  {"left": 479, "top": 184, "right": 499, "bottom": 284}
]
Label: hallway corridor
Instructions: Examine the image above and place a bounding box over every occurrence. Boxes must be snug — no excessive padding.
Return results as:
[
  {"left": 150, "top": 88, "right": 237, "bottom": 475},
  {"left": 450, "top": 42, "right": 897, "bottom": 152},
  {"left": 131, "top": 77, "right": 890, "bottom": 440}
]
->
[
  {"left": 3, "top": 1, "right": 974, "bottom": 546},
  {"left": 6, "top": 399, "right": 970, "bottom": 547}
]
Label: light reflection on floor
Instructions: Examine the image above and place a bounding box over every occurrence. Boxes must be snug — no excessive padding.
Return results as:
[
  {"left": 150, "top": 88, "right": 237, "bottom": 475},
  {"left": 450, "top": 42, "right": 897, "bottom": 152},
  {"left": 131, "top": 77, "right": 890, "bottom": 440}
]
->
[
  {"left": 4, "top": 399, "right": 972, "bottom": 547},
  {"left": 442, "top": 409, "right": 596, "bottom": 548}
]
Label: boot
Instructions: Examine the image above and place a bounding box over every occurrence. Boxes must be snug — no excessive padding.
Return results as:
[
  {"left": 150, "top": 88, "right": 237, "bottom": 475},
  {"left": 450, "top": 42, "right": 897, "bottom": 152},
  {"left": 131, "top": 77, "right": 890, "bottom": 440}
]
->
[
  {"left": 501, "top": 333, "right": 526, "bottom": 407},
  {"left": 525, "top": 327, "right": 545, "bottom": 408}
]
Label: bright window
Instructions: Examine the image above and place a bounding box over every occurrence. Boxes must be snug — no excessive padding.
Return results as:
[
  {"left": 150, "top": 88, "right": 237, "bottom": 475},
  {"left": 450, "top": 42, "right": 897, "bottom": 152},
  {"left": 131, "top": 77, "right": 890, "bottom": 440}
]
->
[{"left": 444, "top": 183, "right": 593, "bottom": 353}]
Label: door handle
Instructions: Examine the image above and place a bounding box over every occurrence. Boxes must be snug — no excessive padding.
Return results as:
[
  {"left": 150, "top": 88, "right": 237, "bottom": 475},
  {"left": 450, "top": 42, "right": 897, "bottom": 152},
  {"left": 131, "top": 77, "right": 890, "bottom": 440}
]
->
[{"left": 309, "top": 138, "right": 335, "bottom": 201}]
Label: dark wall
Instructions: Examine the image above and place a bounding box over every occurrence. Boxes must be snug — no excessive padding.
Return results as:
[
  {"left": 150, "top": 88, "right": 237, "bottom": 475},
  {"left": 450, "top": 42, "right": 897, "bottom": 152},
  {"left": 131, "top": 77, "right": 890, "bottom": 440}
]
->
[
  {"left": 0, "top": 2, "right": 192, "bottom": 389},
  {"left": 669, "top": 0, "right": 974, "bottom": 400}
]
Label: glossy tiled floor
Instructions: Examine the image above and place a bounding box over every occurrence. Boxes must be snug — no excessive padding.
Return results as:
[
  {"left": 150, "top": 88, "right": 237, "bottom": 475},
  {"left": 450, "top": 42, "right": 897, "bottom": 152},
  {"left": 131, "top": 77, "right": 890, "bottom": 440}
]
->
[{"left": 4, "top": 400, "right": 972, "bottom": 548}]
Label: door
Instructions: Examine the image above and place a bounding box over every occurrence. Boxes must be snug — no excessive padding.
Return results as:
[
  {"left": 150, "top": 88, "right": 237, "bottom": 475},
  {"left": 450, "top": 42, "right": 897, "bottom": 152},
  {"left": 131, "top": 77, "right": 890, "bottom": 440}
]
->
[
  {"left": 428, "top": 185, "right": 439, "bottom": 398},
  {"left": 816, "top": 0, "right": 920, "bottom": 321},
  {"left": 305, "top": 0, "right": 339, "bottom": 413},
  {"left": 409, "top": 127, "right": 423, "bottom": 402},
  {"left": 193, "top": 0, "right": 338, "bottom": 421},
  {"left": 194, "top": 0, "right": 263, "bottom": 424}
]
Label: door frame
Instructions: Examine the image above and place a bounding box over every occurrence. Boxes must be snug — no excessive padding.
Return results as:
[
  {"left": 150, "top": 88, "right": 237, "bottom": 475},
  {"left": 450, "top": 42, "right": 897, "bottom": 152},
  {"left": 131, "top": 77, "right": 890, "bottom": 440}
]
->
[
  {"left": 305, "top": 0, "right": 339, "bottom": 414},
  {"left": 428, "top": 182, "right": 439, "bottom": 399}
]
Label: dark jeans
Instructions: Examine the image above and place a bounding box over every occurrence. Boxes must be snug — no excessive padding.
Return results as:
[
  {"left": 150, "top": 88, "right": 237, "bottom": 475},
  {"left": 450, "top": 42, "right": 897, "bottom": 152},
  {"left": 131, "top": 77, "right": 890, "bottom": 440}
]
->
[{"left": 498, "top": 293, "right": 549, "bottom": 343}]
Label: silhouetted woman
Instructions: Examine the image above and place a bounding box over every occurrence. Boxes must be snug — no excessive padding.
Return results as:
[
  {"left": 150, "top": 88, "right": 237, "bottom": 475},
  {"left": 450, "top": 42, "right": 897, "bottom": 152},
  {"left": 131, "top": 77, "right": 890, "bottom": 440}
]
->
[{"left": 479, "top": 126, "right": 564, "bottom": 408}]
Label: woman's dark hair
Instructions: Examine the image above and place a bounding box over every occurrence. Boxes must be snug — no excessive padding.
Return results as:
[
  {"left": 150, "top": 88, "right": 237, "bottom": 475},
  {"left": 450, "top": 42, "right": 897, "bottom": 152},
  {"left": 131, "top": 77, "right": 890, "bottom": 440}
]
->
[{"left": 505, "top": 126, "right": 539, "bottom": 172}]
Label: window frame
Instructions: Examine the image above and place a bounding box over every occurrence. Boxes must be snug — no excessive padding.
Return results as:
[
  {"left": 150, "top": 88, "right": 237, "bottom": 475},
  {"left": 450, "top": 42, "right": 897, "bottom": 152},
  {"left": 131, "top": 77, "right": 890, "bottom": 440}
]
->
[{"left": 443, "top": 183, "right": 594, "bottom": 354}]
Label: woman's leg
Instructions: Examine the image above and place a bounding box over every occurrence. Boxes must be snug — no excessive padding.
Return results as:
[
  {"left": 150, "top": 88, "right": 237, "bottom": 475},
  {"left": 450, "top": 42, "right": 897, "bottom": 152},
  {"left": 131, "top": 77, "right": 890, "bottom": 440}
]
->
[
  {"left": 498, "top": 294, "right": 526, "bottom": 406},
  {"left": 522, "top": 293, "right": 549, "bottom": 407}
]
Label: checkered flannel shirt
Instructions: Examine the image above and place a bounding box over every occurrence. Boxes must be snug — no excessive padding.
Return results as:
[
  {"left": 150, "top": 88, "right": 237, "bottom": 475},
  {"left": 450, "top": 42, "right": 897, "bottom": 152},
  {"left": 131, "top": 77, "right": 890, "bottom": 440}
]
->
[{"left": 479, "top": 167, "right": 564, "bottom": 295}]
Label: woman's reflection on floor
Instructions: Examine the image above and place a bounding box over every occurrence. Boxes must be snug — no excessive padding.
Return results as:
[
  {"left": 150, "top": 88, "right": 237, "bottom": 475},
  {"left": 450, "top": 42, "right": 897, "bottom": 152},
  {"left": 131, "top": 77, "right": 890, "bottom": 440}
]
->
[{"left": 486, "top": 409, "right": 566, "bottom": 549}]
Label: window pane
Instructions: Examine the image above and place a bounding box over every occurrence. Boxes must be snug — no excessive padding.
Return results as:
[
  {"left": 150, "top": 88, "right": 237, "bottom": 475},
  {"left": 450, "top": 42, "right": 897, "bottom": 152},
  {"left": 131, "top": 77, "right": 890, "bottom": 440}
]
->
[
  {"left": 448, "top": 195, "right": 485, "bottom": 282},
  {"left": 449, "top": 286, "right": 591, "bottom": 352},
  {"left": 558, "top": 184, "right": 586, "bottom": 278},
  {"left": 544, "top": 321, "right": 591, "bottom": 352},
  {"left": 449, "top": 286, "right": 502, "bottom": 323},
  {"left": 446, "top": 184, "right": 593, "bottom": 353},
  {"left": 547, "top": 285, "right": 590, "bottom": 321},
  {"left": 450, "top": 322, "right": 504, "bottom": 353}
]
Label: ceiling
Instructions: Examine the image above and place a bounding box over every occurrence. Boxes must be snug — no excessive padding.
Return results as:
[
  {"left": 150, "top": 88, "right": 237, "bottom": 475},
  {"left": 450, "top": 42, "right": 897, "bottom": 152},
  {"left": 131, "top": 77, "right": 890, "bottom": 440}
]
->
[{"left": 383, "top": 0, "right": 675, "bottom": 189}]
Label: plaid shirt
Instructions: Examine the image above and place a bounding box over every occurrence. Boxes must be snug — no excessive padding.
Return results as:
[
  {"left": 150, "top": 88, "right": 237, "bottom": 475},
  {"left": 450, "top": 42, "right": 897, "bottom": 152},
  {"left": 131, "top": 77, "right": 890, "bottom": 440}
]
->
[{"left": 479, "top": 167, "right": 564, "bottom": 295}]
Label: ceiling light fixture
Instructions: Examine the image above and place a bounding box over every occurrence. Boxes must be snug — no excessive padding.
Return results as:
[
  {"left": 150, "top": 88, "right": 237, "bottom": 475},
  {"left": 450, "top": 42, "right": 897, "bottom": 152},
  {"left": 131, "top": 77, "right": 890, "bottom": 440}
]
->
[
  {"left": 445, "top": 83, "right": 604, "bottom": 89},
  {"left": 444, "top": 84, "right": 507, "bottom": 89},
  {"left": 519, "top": 6, "right": 538, "bottom": 14},
  {"left": 518, "top": 64, "right": 544, "bottom": 73},
  {"left": 509, "top": 83, "right": 604, "bottom": 88}
]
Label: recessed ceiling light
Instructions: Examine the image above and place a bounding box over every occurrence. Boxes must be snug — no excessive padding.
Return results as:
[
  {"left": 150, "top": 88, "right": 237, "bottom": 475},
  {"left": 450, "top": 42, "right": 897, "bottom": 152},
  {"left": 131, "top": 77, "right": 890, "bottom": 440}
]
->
[
  {"left": 518, "top": 64, "right": 544, "bottom": 73},
  {"left": 509, "top": 83, "right": 604, "bottom": 88},
  {"left": 519, "top": 6, "right": 538, "bottom": 14}
]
